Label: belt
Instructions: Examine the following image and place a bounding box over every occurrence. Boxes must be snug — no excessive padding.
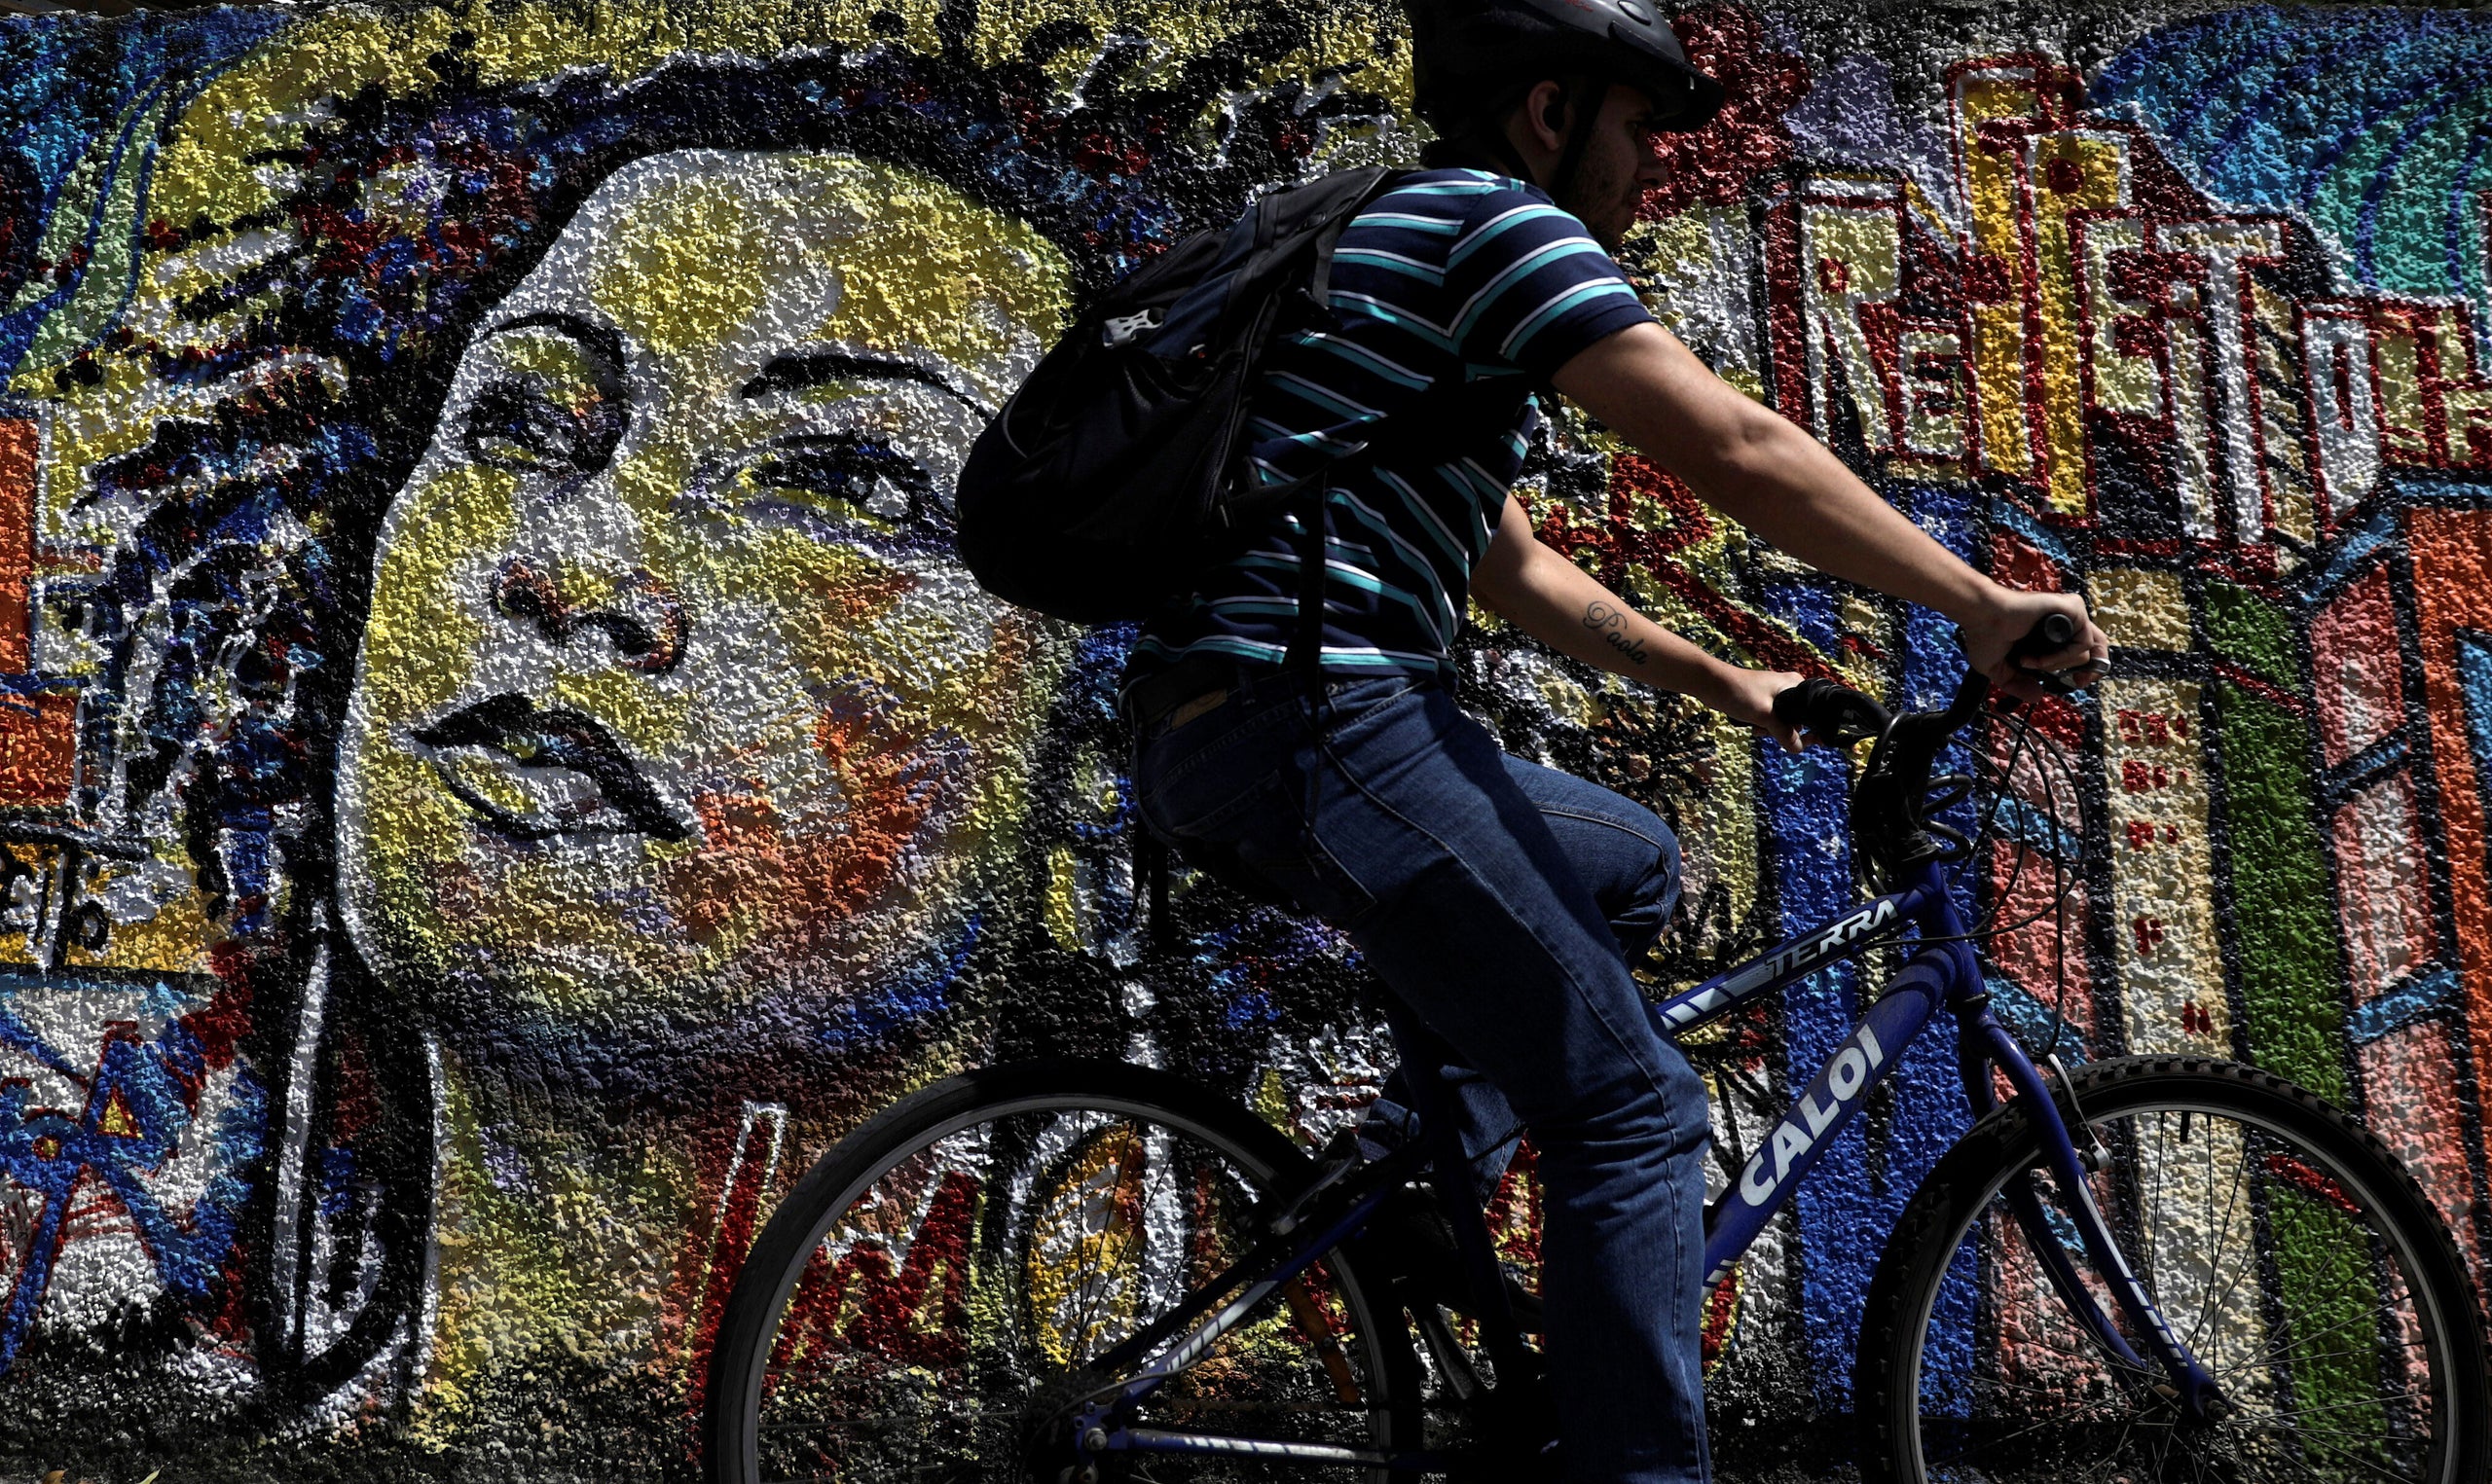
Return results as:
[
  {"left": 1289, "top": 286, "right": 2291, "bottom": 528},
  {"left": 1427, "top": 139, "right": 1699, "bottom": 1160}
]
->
[{"left": 1126, "top": 654, "right": 1256, "bottom": 734}]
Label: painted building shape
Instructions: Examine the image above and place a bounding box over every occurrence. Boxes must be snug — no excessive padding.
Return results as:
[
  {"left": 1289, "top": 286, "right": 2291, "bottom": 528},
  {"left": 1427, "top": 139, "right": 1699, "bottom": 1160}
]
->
[
  {"left": 1693, "top": 51, "right": 2492, "bottom": 1394},
  {"left": 0, "top": 413, "right": 72, "bottom": 813}
]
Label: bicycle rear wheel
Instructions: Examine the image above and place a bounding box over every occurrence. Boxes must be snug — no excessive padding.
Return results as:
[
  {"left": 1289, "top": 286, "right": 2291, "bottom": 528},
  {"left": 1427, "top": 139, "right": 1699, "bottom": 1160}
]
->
[
  {"left": 1858, "top": 1056, "right": 2490, "bottom": 1484},
  {"left": 702, "top": 1059, "right": 1416, "bottom": 1484}
]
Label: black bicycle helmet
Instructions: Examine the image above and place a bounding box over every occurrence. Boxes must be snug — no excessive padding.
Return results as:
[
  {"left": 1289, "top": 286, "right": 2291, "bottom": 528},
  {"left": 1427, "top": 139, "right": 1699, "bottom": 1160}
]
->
[{"left": 1407, "top": 0, "right": 1726, "bottom": 136}]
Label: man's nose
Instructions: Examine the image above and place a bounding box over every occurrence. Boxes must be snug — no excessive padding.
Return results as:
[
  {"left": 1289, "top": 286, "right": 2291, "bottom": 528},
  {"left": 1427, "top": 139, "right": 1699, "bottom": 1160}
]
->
[{"left": 492, "top": 556, "right": 687, "bottom": 673}]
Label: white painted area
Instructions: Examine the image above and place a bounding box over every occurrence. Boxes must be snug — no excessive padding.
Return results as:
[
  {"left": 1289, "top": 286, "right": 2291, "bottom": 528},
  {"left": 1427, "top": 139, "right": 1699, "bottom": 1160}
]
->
[{"left": 2304, "top": 308, "right": 2384, "bottom": 518}]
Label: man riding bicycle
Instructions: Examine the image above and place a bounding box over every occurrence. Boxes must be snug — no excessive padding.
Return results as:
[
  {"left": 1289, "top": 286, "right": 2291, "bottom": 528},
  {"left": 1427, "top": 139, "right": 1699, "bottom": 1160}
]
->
[{"left": 1120, "top": 2, "right": 2112, "bottom": 1479}]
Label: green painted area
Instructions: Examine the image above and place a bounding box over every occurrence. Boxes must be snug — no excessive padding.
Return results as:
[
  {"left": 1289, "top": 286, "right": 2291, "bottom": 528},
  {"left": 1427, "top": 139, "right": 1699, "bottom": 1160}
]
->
[
  {"left": 2215, "top": 683, "right": 2346, "bottom": 1103},
  {"left": 9, "top": 94, "right": 167, "bottom": 378},
  {"left": 2323, "top": 98, "right": 2492, "bottom": 302},
  {"left": 2263, "top": 1176, "right": 2390, "bottom": 1462},
  {"left": 2203, "top": 581, "right": 2295, "bottom": 689}
]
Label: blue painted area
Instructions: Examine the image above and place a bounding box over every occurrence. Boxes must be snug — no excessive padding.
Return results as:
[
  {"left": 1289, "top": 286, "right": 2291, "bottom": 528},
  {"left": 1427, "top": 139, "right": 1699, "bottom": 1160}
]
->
[
  {"left": 1985, "top": 795, "right": 2086, "bottom": 862},
  {"left": 1887, "top": 481, "right": 1979, "bottom": 1415},
  {"left": 2093, "top": 8, "right": 2492, "bottom": 298},
  {"left": 1197, "top": 911, "right": 1344, "bottom": 1033},
  {"left": 0, "top": 10, "right": 290, "bottom": 374},
  {"left": 1977, "top": 490, "right": 2076, "bottom": 569},
  {"left": 0, "top": 977, "right": 264, "bottom": 1369},
  {"left": 1758, "top": 533, "right": 1978, "bottom": 1410},
  {"left": 2459, "top": 627, "right": 2492, "bottom": 760},
  {"left": 816, "top": 915, "right": 978, "bottom": 1050},
  {"left": 2453, "top": 633, "right": 2492, "bottom": 934},
  {"left": 2347, "top": 963, "right": 2461, "bottom": 1045},
  {"left": 1757, "top": 691, "right": 1863, "bottom": 1406},
  {"left": 2322, "top": 732, "right": 2410, "bottom": 804},
  {"left": 2298, "top": 506, "right": 2400, "bottom": 608},
  {"left": 1984, "top": 972, "right": 2094, "bottom": 1065}
]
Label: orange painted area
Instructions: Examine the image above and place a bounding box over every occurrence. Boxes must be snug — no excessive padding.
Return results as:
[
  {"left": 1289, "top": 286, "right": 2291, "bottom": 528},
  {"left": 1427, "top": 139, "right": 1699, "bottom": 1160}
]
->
[
  {"left": 0, "top": 416, "right": 31, "bottom": 674},
  {"left": 2406, "top": 507, "right": 2492, "bottom": 1177},
  {"left": 0, "top": 415, "right": 67, "bottom": 811},
  {"left": 0, "top": 693, "right": 74, "bottom": 810}
]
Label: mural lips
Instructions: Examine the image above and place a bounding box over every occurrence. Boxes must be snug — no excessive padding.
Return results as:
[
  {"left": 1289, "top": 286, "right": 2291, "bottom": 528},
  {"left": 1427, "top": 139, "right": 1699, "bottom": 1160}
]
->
[{"left": 409, "top": 692, "right": 693, "bottom": 842}]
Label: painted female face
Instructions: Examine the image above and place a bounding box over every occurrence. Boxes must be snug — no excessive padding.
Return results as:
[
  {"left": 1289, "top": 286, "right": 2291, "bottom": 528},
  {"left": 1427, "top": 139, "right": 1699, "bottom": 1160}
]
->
[{"left": 338, "top": 151, "right": 1067, "bottom": 1030}]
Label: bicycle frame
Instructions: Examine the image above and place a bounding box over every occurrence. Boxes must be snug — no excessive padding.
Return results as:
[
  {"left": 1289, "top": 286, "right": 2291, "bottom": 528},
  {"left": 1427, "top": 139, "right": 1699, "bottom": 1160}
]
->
[
  {"left": 1075, "top": 858, "right": 2229, "bottom": 1474},
  {"left": 1669, "top": 856, "right": 2223, "bottom": 1418}
]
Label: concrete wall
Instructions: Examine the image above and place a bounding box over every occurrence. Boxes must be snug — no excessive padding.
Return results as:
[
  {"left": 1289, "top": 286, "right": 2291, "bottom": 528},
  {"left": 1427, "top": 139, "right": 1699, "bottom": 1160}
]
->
[{"left": 0, "top": 0, "right": 2486, "bottom": 1476}]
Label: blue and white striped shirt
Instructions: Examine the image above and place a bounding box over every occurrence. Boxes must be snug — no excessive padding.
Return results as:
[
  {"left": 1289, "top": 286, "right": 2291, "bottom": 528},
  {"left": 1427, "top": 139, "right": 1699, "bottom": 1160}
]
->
[{"left": 1123, "top": 169, "right": 1653, "bottom": 698}]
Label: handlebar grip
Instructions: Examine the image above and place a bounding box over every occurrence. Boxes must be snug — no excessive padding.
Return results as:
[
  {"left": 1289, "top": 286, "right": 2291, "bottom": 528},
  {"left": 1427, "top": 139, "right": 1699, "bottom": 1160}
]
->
[
  {"left": 2006, "top": 610, "right": 2078, "bottom": 664},
  {"left": 1771, "top": 677, "right": 1892, "bottom": 745},
  {"left": 2002, "top": 609, "right": 2096, "bottom": 696}
]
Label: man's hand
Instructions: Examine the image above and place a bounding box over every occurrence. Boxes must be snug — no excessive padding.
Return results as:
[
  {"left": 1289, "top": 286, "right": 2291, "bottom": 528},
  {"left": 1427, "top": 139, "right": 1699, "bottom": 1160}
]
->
[
  {"left": 1703, "top": 666, "right": 1809, "bottom": 753},
  {"left": 1958, "top": 588, "right": 2110, "bottom": 702}
]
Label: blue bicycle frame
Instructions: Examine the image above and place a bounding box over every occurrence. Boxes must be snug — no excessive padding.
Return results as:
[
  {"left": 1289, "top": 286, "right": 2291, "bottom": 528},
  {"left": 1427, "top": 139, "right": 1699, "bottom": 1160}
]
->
[
  {"left": 1664, "top": 855, "right": 2222, "bottom": 1417},
  {"left": 1076, "top": 856, "right": 2231, "bottom": 1474}
]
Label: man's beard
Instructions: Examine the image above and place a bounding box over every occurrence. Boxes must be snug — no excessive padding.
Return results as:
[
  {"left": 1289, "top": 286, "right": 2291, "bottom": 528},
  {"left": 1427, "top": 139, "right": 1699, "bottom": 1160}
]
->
[{"left": 1557, "top": 156, "right": 1638, "bottom": 253}]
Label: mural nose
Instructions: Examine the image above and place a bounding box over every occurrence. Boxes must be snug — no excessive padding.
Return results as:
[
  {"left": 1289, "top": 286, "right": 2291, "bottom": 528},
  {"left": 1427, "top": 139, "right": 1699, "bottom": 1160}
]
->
[{"left": 491, "top": 556, "right": 686, "bottom": 673}]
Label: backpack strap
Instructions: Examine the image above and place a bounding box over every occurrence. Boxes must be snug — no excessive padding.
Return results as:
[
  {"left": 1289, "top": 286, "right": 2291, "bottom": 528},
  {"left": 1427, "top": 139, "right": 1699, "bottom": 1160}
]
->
[
  {"left": 1278, "top": 168, "right": 1410, "bottom": 692},
  {"left": 1285, "top": 484, "right": 1331, "bottom": 687}
]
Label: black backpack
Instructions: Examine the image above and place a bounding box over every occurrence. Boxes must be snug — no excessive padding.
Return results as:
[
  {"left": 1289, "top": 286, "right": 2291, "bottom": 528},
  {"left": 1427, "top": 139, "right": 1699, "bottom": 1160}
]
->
[{"left": 955, "top": 166, "right": 1410, "bottom": 625}]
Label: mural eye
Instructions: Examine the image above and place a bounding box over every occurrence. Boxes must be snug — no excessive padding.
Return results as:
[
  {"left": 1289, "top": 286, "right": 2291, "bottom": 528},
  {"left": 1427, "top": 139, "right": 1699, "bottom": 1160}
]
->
[
  {"left": 736, "top": 434, "right": 936, "bottom": 529},
  {"left": 461, "top": 376, "right": 624, "bottom": 478}
]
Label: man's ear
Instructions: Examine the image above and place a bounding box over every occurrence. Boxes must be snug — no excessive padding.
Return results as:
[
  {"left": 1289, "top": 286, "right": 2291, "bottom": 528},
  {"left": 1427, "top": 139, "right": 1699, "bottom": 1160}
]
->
[{"left": 1524, "top": 79, "right": 1568, "bottom": 150}]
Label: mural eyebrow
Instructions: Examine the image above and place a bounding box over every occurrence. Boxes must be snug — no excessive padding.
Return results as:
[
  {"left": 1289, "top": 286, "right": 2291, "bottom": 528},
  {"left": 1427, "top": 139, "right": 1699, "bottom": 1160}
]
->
[
  {"left": 475, "top": 310, "right": 629, "bottom": 375},
  {"left": 740, "top": 352, "right": 994, "bottom": 418}
]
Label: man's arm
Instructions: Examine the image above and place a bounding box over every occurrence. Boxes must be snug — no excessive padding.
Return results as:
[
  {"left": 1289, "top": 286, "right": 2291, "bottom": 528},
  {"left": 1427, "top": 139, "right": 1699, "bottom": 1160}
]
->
[
  {"left": 1547, "top": 321, "right": 2108, "bottom": 695},
  {"left": 1470, "top": 494, "right": 1808, "bottom": 750}
]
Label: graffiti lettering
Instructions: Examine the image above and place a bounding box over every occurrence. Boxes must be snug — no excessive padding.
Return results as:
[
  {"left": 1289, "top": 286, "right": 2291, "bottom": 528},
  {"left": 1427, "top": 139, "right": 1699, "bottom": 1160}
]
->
[{"left": 1736, "top": 1023, "right": 1888, "bottom": 1206}]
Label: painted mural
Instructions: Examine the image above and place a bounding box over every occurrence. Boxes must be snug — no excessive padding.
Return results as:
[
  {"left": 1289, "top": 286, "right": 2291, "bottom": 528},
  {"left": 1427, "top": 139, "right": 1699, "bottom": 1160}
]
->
[{"left": 0, "top": 0, "right": 2487, "bottom": 1477}]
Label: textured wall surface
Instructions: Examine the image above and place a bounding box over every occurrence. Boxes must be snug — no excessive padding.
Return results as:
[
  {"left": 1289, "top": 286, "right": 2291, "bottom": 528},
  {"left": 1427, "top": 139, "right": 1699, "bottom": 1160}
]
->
[{"left": 0, "top": 0, "right": 2488, "bottom": 1477}]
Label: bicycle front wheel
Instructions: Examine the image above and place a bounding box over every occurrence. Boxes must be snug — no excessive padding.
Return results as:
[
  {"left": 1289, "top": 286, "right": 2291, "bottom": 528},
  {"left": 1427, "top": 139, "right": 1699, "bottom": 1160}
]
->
[
  {"left": 702, "top": 1058, "right": 1416, "bottom": 1484},
  {"left": 1858, "top": 1056, "right": 2489, "bottom": 1484}
]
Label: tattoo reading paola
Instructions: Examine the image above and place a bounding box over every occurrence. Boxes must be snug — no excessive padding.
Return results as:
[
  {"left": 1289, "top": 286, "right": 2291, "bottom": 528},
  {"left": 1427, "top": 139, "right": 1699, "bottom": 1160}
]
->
[{"left": 1584, "top": 600, "right": 1649, "bottom": 666}]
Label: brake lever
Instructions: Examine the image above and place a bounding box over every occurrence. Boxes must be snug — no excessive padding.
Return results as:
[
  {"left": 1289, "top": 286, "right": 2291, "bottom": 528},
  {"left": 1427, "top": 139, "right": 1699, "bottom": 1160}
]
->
[
  {"left": 1990, "top": 610, "right": 2108, "bottom": 701},
  {"left": 2025, "top": 663, "right": 2099, "bottom": 698}
]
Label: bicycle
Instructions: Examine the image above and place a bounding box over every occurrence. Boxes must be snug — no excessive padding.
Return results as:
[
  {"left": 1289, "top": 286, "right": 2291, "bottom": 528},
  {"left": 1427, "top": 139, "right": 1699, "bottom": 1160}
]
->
[{"left": 702, "top": 625, "right": 2492, "bottom": 1484}]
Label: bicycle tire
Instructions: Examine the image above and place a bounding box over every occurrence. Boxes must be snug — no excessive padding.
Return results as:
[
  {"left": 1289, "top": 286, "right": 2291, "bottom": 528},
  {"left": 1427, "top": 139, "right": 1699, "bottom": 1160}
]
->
[
  {"left": 1856, "top": 1056, "right": 2490, "bottom": 1484},
  {"left": 702, "top": 1058, "right": 1420, "bottom": 1484}
]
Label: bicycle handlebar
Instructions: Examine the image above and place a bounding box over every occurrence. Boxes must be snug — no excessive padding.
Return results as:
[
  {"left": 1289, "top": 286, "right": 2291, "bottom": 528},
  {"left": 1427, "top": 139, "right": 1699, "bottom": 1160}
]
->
[
  {"left": 1770, "top": 611, "right": 2085, "bottom": 747},
  {"left": 2013, "top": 609, "right": 2079, "bottom": 662},
  {"left": 1771, "top": 677, "right": 1891, "bottom": 746},
  {"left": 1768, "top": 611, "right": 2092, "bottom": 880},
  {"left": 2008, "top": 610, "right": 2082, "bottom": 695}
]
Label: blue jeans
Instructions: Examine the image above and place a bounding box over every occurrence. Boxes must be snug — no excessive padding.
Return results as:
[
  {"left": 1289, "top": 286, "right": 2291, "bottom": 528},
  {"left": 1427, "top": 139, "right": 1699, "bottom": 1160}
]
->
[{"left": 1131, "top": 670, "right": 1712, "bottom": 1484}]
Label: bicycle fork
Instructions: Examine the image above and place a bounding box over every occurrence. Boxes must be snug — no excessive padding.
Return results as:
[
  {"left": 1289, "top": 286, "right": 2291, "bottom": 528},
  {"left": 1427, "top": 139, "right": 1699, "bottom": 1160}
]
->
[
  {"left": 1694, "top": 930, "right": 2227, "bottom": 1424},
  {"left": 1952, "top": 945, "right": 2230, "bottom": 1423}
]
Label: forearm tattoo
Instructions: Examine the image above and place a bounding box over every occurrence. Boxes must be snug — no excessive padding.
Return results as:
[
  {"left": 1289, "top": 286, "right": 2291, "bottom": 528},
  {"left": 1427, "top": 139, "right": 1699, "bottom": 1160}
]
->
[{"left": 1583, "top": 599, "right": 1649, "bottom": 666}]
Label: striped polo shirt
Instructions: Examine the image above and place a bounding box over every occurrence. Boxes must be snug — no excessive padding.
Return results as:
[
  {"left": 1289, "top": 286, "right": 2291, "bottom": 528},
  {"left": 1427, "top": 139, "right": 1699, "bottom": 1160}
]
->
[{"left": 1122, "top": 168, "right": 1654, "bottom": 703}]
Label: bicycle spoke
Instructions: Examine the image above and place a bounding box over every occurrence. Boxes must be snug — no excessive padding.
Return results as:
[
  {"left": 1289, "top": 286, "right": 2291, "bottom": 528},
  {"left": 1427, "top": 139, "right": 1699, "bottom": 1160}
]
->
[
  {"left": 718, "top": 1080, "right": 1408, "bottom": 1484},
  {"left": 1872, "top": 1069, "right": 2479, "bottom": 1484},
  {"left": 2184, "top": 1122, "right": 2251, "bottom": 1351}
]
